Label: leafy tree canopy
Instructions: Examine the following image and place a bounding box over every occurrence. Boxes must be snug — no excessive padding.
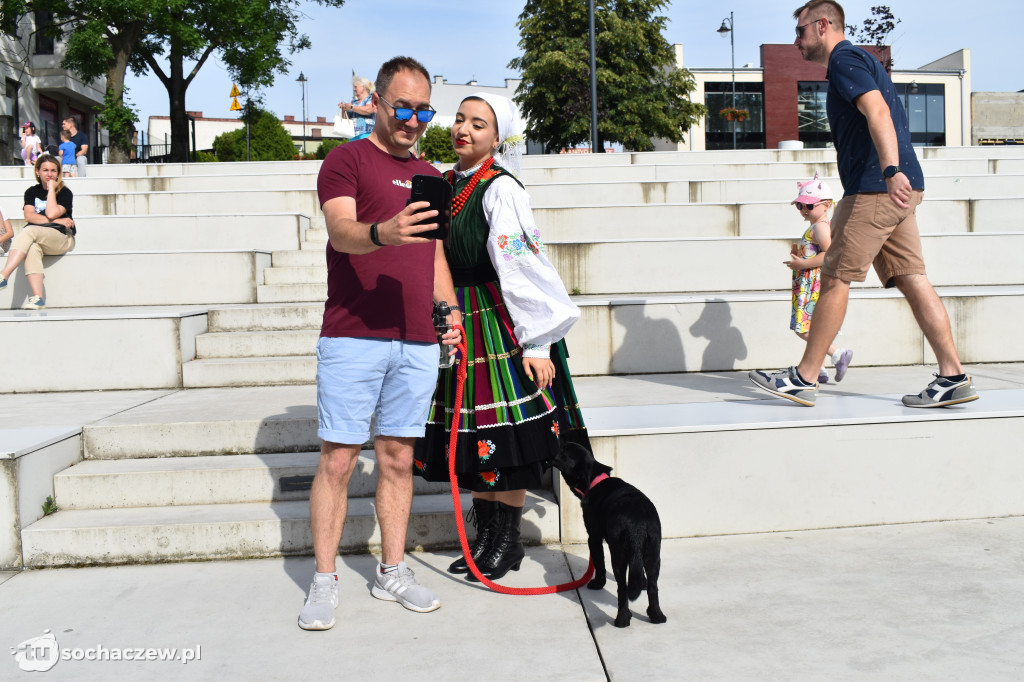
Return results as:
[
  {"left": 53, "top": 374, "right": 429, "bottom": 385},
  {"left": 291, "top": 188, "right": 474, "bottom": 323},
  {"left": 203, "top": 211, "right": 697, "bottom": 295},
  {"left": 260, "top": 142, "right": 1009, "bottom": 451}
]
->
[
  {"left": 419, "top": 125, "right": 457, "bottom": 163},
  {"left": 0, "top": 0, "right": 345, "bottom": 162},
  {"left": 847, "top": 5, "right": 901, "bottom": 67},
  {"left": 509, "top": 0, "right": 705, "bottom": 152},
  {"left": 212, "top": 108, "right": 296, "bottom": 162}
]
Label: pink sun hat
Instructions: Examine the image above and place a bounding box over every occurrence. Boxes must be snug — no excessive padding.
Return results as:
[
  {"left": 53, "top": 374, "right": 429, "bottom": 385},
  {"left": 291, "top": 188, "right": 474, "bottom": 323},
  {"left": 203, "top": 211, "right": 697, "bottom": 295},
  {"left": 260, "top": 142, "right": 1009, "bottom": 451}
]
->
[{"left": 791, "top": 171, "right": 834, "bottom": 204}]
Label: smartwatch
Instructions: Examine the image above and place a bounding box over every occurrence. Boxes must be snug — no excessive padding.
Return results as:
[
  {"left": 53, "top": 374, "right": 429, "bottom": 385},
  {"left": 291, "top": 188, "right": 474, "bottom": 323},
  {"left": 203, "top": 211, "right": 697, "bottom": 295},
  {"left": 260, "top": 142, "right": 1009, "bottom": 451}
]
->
[{"left": 882, "top": 165, "right": 902, "bottom": 180}]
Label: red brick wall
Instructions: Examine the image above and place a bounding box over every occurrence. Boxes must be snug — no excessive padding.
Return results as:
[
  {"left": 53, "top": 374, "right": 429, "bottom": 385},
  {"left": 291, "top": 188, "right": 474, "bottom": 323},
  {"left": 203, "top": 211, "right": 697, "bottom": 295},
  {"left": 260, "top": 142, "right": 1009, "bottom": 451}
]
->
[{"left": 760, "top": 44, "right": 890, "bottom": 149}]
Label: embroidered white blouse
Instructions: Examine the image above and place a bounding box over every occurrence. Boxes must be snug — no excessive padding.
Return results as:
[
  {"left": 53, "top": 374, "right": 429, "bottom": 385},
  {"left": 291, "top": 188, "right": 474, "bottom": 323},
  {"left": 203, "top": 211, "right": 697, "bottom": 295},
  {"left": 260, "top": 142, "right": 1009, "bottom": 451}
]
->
[{"left": 455, "top": 164, "right": 580, "bottom": 358}]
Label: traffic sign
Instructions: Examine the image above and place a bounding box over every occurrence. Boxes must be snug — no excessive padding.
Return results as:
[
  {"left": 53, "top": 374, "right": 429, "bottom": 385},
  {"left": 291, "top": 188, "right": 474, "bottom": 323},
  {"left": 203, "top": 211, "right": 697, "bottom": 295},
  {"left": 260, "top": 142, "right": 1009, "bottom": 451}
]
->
[
  {"left": 229, "top": 83, "right": 240, "bottom": 98},
  {"left": 230, "top": 97, "right": 241, "bottom": 111}
]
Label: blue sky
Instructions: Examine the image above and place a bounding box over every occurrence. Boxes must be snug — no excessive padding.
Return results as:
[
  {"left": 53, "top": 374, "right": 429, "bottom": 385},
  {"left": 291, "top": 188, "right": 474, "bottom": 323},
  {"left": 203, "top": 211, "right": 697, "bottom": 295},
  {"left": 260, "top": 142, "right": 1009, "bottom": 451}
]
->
[{"left": 127, "top": 0, "right": 1020, "bottom": 130}]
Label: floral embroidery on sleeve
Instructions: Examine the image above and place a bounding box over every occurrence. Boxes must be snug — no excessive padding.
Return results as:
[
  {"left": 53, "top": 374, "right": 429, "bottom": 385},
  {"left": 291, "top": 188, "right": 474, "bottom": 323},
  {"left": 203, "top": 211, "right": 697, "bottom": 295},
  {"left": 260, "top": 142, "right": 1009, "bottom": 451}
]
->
[{"left": 497, "top": 227, "right": 545, "bottom": 262}]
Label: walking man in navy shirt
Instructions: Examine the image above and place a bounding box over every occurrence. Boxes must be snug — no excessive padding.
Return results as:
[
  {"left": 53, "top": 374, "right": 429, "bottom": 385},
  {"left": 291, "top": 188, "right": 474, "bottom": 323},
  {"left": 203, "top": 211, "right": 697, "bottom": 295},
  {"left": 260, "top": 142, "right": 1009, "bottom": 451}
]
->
[{"left": 750, "top": 0, "right": 978, "bottom": 408}]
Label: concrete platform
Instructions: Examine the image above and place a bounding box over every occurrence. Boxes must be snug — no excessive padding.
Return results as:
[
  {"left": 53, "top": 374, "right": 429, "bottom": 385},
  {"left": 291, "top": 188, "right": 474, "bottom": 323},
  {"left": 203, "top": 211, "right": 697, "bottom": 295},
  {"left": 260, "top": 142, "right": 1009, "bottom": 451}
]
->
[
  {"left": 3, "top": 517, "right": 1024, "bottom": 680},
  {"left": 0, "top": 251, "right": 270, "bottom": 310}
]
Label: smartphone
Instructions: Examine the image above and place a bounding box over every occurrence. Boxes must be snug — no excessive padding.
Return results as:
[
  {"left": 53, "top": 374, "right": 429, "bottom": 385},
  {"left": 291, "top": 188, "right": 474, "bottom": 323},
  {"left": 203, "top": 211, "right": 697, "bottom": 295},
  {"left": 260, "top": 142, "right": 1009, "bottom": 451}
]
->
[{"left": 408, "top": 174, "right": 452, "bottom": 240}]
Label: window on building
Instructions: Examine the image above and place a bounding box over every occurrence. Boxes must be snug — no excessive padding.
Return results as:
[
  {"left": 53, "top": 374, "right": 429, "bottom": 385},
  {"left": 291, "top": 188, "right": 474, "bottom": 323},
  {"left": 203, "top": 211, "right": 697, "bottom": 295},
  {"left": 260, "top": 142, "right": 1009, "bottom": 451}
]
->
[
  {"left": 33, "top": 11, "right": 55, "bottom": 55},
  {"left": 797, "top": 81, "right": 831, "bottom": 148},
  {"left": 897, "top": 82, "right": 945, "bottom": 146},
  {"left": 704, "top": 81, "right": 765, "bottom": 150}
]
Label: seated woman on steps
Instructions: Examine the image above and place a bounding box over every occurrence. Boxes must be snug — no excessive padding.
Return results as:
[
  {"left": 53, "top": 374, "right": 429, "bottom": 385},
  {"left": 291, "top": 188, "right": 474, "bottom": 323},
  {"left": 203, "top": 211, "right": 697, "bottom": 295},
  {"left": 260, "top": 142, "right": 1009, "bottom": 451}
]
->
[
  {"left": 0, "top": 153, "right": 76, "bottom": 310},
  {"left": 413, "top": 93, "right": 591, "bottom": 581}
]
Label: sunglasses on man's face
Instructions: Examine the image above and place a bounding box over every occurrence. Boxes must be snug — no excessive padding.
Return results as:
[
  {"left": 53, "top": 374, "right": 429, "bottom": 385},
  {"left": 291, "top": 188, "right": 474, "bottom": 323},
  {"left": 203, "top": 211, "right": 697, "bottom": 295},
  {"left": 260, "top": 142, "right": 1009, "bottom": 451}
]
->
[
  {"left": 795, "top": 17, "right": 831, "bottom": 38},
  {"left": 377, "top": 94, "right": 436, "bottom": 123},
  {"left": 795, "top": 201, "right": 821, "bottom": 210}
]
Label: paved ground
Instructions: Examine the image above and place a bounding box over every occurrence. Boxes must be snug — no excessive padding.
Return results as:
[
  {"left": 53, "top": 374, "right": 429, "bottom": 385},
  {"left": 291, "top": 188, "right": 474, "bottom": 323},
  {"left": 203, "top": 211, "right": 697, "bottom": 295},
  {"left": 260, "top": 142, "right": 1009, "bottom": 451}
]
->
[
  {"left": 4, "top": 365, "right": 1023, "bottom": 679},
  {"left": 3, "top": 517, "right": 1024, "bottom": 680}
]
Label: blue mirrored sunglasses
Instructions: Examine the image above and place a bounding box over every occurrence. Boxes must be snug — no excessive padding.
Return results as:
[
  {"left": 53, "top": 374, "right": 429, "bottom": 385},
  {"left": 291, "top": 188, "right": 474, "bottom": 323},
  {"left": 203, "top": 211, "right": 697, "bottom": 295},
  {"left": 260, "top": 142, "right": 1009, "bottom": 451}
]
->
[{"left": 377, "top": 94, "right": 435, "bottom": 123}]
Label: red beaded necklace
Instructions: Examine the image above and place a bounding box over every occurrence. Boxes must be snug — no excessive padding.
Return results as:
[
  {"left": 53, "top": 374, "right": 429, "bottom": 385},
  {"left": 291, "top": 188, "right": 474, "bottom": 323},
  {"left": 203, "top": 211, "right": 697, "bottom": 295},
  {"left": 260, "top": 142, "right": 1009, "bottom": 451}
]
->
[{"left": 449, "top": 157, "right": 495, "bottom": 217}]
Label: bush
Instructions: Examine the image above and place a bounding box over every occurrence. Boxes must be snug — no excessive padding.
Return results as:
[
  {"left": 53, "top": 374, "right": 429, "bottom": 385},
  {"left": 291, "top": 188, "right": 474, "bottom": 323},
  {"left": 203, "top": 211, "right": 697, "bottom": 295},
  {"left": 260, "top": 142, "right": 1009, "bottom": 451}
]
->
[
  {"left": 212, "top": 108, "right": 297, "bottom": 161},
  {"left": 315, "top": 138, "right": 345, "bottom": 159},
  {"left": 418, "top": 124, "right": 457, "bottom": 163},
  {"left": 196, "top": 151, "right": 218, "bottom": 163}
]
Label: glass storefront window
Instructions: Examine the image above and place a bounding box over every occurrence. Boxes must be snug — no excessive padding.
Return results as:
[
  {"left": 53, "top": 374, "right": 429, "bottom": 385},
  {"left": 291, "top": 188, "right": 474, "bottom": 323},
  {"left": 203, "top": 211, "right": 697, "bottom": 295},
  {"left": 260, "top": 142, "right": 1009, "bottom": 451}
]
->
[
  {"left": 898, "top": 82, "right": 945, "bottom": 146},
  {"left": 704, "top": 81, "right": 765, "bottom": 150},
  {"left": 797, "top": 81, "right": 831, "bottom": 148}
]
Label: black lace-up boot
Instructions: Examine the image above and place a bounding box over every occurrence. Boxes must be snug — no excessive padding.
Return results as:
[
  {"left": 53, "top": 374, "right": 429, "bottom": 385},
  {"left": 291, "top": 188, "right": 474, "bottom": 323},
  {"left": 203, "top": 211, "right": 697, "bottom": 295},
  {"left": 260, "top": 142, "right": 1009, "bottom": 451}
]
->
[
  {"left": 448, "top": 498, "right": 499, "bottom": 574},
  {"left": 467, "top": 502, "right": 525, "bottom": 581}
]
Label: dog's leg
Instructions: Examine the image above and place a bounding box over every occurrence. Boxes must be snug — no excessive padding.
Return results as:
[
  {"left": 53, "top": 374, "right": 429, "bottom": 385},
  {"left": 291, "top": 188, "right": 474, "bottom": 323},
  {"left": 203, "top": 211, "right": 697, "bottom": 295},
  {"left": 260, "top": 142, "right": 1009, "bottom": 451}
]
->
[
  {"left": 587, "top": 536, "right": 606, "bottom": 590},
  {"left": 644, "top": 544, "right": 667, "bottom": 624},
  {"left": 610, "top": 551, "right": 632, "bottom": 627}
]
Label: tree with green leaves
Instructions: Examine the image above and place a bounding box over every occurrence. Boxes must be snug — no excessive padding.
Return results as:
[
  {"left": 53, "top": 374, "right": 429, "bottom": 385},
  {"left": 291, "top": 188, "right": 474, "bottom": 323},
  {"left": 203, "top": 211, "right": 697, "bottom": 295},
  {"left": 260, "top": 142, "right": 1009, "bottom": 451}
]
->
[
  {"left": 847, "top": 5, "right": 901, "bottom": 69},
  {"left": 418, "top": 124, "right": 457, "bottom": 164},
  {"left": 0, "top": 0, "right": 345, "bottom": 164},
  {"left": 509, "top": 0, "right": 705, "bottom": 152},
  {"left": 2, "top": 1, "right": 155, "bottom": 163},
  {"left": 211, "top": 107, "right": 296, "bottom": 162},
  {"left": 135, "top": 0, "right": 345, "bottom": 162}
]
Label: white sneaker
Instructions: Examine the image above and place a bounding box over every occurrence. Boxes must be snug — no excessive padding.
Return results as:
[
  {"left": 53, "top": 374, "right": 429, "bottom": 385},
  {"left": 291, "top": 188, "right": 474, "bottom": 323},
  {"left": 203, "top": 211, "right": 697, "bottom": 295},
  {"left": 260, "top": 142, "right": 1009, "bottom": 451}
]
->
[
  {"left": 298, "top": 572, "right": 339, "bottom": 630},
  {"left": 371, "top": 562, "right": 441, "bottom": 613},
  {"left": 23, "top": 295, "right": 45, "bottom": 310}
]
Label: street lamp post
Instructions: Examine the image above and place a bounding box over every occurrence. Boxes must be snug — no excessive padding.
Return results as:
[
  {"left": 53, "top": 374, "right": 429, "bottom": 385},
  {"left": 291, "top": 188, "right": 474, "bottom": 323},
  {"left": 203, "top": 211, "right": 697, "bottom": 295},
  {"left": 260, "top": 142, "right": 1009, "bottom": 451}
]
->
[
  {"left": 297, "top": 72, "right": 308, "bottom": 157},
  {"left": 717, "top": 12, "right": 736, "bottom": 150}
]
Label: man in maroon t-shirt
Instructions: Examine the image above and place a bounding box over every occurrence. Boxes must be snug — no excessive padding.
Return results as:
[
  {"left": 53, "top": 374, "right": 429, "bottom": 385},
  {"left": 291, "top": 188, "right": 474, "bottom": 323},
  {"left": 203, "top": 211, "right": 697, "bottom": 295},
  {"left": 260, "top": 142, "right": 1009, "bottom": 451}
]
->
[{"left": 298, "top": 57, "right": 462, "bottom": 630}]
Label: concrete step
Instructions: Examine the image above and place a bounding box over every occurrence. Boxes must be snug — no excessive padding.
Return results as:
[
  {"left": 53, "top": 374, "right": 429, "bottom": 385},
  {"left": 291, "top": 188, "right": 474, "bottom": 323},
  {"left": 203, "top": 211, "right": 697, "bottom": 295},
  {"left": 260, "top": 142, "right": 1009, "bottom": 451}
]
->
[
  {"left": 262, "top": 265, "right": 326, "bottom": 286},
  {"left": 20, "top": 490, "right": 560, "bottom": 567},
  {"left": 0, "top": 250, "right": 270, "bottom": 309},
  {"left": 563, "top": 384, "right": 1024, "bottom": 543},
  {"left": 0, "top": 306, "right": 207, "bottom": 393},
  {"left": 208, "top": 303, "right": 323, "bottom": 332},
  {"left": 290, "top": 199, "right": 1020, "bottom": 242},
  {"left": 257, "top": 283, "right": 326, "bottom": 304},
  {"left": 54, "top": 451, "right": 450, "bottom": 509},
  {"left": 564, "top": 286, "right": 1024, "bottom": 375},
  {"left": 524, "top": 174, "right": 1024, "bottom": 207},
  {"left": 272, "top": 249, "right": 324, "bottom": 267},
  {"left": 0, "top": 188, "right": 321, "bottom": 218},
  {"left": 260, "top": 232, "right": 1024, "bottom": 296},
  {"left": 183, "top": 286, "right": 1024, "bottom": 385},
  {"left": 183, "top": 355, "right": 316, "bottom": 388},
  {"left": 0, "top": 172, "right": 318, "bottom": 195},
  {"left": 81, "top": 385, "right": 320, "bottom": 459},
  {"left": 5, "top": 213, "right": 307, "bottom": 252},
  {"left": 196, "top": 329, "right": 319, "bottom": 358}
]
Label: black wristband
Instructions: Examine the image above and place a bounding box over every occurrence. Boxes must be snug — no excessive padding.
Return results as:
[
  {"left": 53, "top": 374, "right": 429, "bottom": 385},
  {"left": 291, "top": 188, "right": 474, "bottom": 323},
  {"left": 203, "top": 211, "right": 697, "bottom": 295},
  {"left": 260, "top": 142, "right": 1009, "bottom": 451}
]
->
[
  {"left": 448, "top": 305, "right": 461, "bottom": 312},
  {"left": 369, "top": 222, "right": 384, "bottom": 247}
]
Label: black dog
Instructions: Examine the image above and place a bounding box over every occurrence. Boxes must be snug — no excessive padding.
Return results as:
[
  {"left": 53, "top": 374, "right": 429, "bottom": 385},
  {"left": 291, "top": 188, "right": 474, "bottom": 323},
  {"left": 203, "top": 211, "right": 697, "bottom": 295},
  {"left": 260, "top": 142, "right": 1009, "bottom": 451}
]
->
[{"left": 551, "top": 442, "right": 667, "bottom": 628}]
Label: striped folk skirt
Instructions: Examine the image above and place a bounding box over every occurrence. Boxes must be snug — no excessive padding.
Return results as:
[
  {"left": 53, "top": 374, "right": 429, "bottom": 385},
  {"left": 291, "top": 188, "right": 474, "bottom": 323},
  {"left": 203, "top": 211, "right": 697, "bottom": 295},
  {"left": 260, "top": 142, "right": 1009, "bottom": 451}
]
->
[{"left": 414, "top": 281, "right": 590, "bottom": 492}]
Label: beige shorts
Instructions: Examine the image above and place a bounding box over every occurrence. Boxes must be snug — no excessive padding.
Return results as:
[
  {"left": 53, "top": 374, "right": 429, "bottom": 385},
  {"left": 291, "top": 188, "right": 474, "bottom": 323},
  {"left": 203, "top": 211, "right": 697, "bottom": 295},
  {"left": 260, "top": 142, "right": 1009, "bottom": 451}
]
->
[{"left": 822, "top": 190, "right": 926, "bottom": 287}]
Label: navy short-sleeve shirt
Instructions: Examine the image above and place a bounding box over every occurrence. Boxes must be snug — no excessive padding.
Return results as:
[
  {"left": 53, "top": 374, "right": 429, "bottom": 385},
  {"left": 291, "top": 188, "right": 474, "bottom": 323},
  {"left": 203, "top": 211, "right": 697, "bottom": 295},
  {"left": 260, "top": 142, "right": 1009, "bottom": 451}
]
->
[{"left": 826, "top": 40, "right": 923, "bottom": 196}]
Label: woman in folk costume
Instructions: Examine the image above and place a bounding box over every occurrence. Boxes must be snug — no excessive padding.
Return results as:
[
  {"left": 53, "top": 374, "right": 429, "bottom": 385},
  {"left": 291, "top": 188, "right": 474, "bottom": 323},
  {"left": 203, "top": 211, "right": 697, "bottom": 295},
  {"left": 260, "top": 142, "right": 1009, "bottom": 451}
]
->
[{"left": 413, "top": 93, "right": 590, "bottom": 581}]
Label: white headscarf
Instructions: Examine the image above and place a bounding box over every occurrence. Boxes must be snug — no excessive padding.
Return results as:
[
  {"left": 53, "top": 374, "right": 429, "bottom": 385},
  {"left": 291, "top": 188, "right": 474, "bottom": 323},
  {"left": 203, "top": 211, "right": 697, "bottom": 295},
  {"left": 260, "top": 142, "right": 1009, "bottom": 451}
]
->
[{"left": 467, "top": 92, "right": 525, "bottom": 175}]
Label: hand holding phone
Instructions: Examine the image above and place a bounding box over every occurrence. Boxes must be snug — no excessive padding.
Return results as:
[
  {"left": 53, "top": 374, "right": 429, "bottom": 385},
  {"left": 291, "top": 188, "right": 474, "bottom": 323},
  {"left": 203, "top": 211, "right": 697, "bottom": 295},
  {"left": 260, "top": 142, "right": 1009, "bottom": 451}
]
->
[{"left": 408, "top": 174, "right": 452, "bottom": 240}]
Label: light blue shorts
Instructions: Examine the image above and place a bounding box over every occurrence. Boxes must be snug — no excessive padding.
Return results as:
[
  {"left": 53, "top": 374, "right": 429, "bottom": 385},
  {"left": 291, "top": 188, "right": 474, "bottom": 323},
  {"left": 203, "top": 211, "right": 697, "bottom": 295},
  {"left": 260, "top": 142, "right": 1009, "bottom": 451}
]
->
[{"left": 316, "top": 336, "right": 440, "bottom": 444}]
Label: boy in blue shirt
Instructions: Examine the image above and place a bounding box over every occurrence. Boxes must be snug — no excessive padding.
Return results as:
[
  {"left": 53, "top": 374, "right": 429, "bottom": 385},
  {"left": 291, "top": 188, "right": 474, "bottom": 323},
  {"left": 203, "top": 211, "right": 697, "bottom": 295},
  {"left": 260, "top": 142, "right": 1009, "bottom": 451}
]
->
[{"left": 59, "top": 130, "right": 77, "bottom": 177}]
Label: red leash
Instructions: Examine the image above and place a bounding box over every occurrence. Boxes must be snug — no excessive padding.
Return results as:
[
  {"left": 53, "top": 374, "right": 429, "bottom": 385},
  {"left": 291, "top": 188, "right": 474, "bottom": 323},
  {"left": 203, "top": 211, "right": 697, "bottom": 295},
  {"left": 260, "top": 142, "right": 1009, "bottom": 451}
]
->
[{"left": 446, "top": 324, "right": 595, "bottom": 594}]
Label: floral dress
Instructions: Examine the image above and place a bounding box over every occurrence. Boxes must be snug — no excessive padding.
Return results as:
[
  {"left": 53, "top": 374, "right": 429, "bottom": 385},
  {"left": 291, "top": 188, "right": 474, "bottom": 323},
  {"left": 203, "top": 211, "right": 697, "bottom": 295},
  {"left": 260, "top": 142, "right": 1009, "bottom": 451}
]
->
[
  {"left": 413, "top": 161, "right": 590, "bottom": 492},
  {"left": 790, "top": 221, "right": 827, "bottom": 333}
]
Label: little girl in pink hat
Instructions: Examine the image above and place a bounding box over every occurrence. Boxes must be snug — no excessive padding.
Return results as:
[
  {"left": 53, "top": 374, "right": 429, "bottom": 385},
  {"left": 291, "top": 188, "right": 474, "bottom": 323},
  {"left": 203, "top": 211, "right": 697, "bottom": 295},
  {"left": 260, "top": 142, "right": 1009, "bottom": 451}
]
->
[{"left": 784, "top": 172, "right": 853, "bottom": 383}]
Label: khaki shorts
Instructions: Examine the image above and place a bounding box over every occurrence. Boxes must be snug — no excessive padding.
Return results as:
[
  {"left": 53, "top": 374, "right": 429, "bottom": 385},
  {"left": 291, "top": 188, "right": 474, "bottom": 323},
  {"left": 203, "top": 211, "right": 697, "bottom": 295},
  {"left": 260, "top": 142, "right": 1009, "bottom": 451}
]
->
[{"left": 822, "top": 190, "right": 925, "bottom": 287}]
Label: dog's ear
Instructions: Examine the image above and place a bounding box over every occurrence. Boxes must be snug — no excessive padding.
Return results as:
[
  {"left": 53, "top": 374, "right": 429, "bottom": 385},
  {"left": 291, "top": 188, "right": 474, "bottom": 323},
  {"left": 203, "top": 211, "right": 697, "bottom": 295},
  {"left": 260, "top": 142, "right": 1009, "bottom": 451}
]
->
[{"left": 593, "top": 460, "right": 612, "bottom": 477}]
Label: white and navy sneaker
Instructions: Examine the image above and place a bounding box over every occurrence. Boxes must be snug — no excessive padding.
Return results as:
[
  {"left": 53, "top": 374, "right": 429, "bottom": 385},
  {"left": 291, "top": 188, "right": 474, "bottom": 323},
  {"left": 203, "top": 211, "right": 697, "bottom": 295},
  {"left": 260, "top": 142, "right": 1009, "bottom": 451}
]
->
[
  {"left": 902, "top": 374, "right": 978, "bottom": 408},
  {"left": 748, "top": 366, "right": 818, "bottom": 406}
]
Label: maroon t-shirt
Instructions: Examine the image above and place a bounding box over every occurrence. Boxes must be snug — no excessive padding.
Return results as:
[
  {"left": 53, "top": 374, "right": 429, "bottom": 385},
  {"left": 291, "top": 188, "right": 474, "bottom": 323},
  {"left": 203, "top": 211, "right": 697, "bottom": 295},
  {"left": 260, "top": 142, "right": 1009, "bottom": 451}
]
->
[{"left": 316, "top": 138, "right": 441, "bottom": 342}]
